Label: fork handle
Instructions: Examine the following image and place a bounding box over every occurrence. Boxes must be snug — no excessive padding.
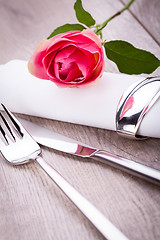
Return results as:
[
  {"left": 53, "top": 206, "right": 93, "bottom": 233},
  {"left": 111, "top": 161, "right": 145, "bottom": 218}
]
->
[{"left": 35, "top": 156, "right": 129, "bottom": 240}]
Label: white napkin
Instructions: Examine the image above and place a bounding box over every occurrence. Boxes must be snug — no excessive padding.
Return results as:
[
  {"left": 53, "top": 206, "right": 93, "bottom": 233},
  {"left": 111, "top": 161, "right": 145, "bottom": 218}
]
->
[{"left": 0, "top": 60, "right": 160, "bottom": 138}]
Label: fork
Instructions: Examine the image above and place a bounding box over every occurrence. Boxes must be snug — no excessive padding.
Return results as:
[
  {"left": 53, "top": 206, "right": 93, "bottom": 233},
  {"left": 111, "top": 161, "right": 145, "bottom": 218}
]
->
[{"left": 0, "top": 104, "right": 129, "bottom": 240}]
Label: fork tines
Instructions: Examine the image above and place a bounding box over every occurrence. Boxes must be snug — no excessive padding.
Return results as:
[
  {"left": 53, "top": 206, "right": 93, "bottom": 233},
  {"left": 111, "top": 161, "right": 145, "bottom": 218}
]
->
[
  {"left": 0, "top": 104, "right": 23, "bottom": 145},
  {"left": 0, "top": 104, "right": 40, "bottom": 165}
]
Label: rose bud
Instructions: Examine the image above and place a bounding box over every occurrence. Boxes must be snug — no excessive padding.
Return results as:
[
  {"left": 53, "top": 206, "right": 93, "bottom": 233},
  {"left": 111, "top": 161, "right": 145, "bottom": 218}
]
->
[{"left": 28, "top": 29, "right": 105, "bottom": 88}]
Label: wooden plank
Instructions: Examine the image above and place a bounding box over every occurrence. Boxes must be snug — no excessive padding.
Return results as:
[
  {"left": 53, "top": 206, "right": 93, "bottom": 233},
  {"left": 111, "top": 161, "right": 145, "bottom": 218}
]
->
[
  {"left": 122, "top": 0, "right": 160, "bottom": 45},
  {"left": 0, "top": 0, "right": 160, "bottom": 240}
]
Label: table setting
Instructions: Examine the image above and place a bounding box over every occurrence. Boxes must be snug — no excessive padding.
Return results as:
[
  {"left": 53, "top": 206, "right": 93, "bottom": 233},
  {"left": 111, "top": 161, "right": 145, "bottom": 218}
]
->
[{"left": 0, "top": 0, "right": 160, "bottom": 239}]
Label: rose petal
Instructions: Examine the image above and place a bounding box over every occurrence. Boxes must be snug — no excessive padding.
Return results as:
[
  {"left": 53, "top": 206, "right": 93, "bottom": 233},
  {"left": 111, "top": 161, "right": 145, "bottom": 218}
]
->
[
  {"left": 61, "top": 62, "right": 83, "bottom": 82},
  {"left": 66, "top": 29, "right": 102, "bottom": 52},
  {"left": 81, "top": 29, "right": 102, "bottom": 48},
  {"left": 47, "top": 45, "right": 75, "bottom": 80},
  {"left": 28, "top": 50, "right": 50, "bottom": 80},
  {"left": 28, "top": 38, "right": 56, "bottom": 79},
  {"left": 54, "top": 45, "right": 76, "bottom": 62}
]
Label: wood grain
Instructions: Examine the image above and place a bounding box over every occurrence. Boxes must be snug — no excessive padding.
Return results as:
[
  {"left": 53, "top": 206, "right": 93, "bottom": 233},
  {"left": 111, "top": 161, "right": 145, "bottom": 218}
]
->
[
  {"left": 122, "top": 0, "right": 160, "bottom": 45},
  {"left": 0, "top": 0, "right": 160, "bottom": 240}
]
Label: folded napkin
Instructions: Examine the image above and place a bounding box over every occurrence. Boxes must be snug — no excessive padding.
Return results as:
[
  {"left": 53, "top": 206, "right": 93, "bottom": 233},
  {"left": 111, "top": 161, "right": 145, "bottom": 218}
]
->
[{"left": 0, "top": 60, "right": 159, "bottom": 138}]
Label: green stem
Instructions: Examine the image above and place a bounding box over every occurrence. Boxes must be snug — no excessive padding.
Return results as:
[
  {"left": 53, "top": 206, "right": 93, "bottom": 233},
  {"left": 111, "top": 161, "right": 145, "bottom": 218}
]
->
[{"left": 95, "top": 0, "right": 135, "bottom": 35}]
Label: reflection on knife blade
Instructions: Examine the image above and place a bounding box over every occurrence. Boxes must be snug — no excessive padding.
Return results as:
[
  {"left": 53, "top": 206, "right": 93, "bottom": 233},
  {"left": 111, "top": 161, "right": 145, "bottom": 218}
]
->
[
  {"left": 18, "top": 117, "right": 97, "bottom": 157},
  {"left": 18, "top": 117, "right": 160, "bottom": 185}
]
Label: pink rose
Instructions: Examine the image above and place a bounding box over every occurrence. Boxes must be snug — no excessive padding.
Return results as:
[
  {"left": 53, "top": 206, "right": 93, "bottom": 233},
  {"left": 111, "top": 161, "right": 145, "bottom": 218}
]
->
[{"left": 28, "top": 29, "right": 105, "bottom": 87}]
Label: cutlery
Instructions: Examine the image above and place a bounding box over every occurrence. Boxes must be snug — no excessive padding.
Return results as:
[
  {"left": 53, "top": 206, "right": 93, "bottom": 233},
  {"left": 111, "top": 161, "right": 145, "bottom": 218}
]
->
[
  {"left": 17, "top": 117, "right": 160, "bottom": 185},
  {"left": 0, "top": 104, "right": 128, "bottom": 240}
]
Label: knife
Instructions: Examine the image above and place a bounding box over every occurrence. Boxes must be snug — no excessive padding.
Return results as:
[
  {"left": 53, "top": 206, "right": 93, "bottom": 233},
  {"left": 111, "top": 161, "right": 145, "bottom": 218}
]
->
[{"left": 18, "top": 117, "right": 160, "bottom": 185}]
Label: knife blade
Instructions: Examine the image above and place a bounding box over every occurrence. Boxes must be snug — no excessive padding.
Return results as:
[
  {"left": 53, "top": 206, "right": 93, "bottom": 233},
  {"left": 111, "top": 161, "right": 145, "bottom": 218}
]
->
[{"left": 18, "top": 117, "right": 160, "bottom": 185}]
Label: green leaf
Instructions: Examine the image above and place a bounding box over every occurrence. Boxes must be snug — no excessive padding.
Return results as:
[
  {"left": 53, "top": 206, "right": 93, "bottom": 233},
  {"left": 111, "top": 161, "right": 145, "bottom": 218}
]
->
[
  {"left": 104, "top": 40, "right": 160, "bottom": 74},
  {"left": 74, "top": 0, "right": 95, "bottom": 27},
  {"left": 47, "top": 23, "right": 86, "bottom": 39}
]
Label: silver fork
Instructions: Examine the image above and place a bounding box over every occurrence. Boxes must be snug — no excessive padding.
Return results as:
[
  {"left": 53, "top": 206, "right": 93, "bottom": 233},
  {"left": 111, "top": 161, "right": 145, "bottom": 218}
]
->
[{"left": 0, "top": 104, "right": 129, "bottom": 240}]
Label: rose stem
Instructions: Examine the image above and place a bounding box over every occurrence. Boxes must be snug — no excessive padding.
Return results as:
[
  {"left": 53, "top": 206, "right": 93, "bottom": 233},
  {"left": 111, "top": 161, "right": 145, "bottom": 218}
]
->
[{"left": 94, "top": 0, "right": 135, "bottom": 35}]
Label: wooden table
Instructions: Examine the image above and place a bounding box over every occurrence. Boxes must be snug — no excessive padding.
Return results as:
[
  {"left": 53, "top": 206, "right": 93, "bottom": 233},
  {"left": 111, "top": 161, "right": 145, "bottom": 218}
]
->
[{"left": 0, "top": 0, "right": 160, "bottom": 239}]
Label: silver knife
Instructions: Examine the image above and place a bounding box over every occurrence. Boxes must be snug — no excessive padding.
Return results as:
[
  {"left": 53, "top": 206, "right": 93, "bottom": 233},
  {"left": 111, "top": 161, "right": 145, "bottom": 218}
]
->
[{"left": 18, "top": 117, "right": 160, "bottom": 185}]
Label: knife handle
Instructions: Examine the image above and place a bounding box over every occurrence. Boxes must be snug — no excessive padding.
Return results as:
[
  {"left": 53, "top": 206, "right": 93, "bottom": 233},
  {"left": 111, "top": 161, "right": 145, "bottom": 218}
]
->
[
  {"left": 36, "top": 156, "right": 129, "bottom": 240},
  {"left": 91, "top": 150, "right": 160, "bottom": 185}
]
